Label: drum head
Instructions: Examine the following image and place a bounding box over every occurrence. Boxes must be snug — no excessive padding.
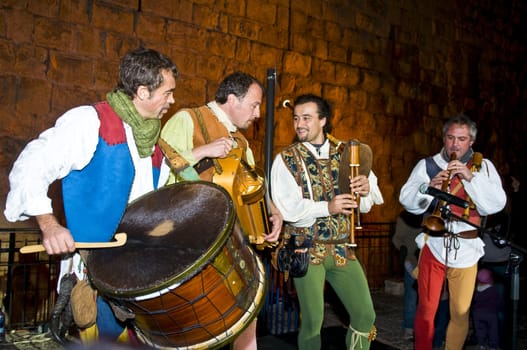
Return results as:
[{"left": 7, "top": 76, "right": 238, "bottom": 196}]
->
[
  {"left": 86, "top": 181, "right": 235, "bottom": 298},
  {"left": 338, "top": 140, "right": 372, "bottom": 194}
]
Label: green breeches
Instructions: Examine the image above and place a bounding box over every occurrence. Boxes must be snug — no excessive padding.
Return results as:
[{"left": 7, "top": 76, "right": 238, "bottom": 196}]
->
[{"left": 293, "top": 255, "right": 376, "bottom": 350}]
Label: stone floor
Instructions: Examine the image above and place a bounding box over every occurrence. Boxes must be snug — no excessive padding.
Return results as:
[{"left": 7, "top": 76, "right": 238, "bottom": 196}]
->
[{"left": 2, "top": 286, "right": 526, "bottom": 349}]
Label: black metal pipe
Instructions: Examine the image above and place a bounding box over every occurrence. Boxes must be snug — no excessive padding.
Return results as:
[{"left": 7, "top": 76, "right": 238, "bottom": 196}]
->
[{"left": 265, "top": 68, "right": 276, "bottom": 192}]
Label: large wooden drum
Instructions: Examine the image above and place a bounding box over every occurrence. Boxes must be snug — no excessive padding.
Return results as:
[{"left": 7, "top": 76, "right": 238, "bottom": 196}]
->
[{"left": 86, "top": 181, "right": 266, "bottom": 349}]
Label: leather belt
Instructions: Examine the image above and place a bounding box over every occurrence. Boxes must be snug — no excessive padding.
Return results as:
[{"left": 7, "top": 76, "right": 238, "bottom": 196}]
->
[
  {"left": 427, "top": 229, "right": 479, "bottom": 239},
  {"left": 313, "top": 237, "right": 349, "bottom": 244},
  {"left": 454, "top": 229, "right": 479, "bottom": 239}
]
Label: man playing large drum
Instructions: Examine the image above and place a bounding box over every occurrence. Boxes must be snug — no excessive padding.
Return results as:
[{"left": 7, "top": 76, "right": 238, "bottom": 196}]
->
[
  {"left": 4, "top": 48, "right": 179, "bottom": 342},
  {"left": 160, "top": 71, "right": 283, "bottom": 349}
]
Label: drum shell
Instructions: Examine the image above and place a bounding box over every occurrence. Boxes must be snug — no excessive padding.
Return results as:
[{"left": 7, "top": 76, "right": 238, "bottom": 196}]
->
[{"left": 86, "top": 181, "right": 266, "bottom": 349}]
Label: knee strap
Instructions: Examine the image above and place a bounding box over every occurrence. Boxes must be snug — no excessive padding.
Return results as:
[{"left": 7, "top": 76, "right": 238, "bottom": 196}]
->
[{"left": 348, "top": 325, "right": 377, "bottom": 350}]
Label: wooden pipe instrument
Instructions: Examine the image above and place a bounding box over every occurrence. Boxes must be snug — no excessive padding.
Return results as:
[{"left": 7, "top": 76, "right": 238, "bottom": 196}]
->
[
  {"left": 338, "top": 138, "right": 372, "bottom": 248},
  {"left": 423, "top": 152, "right": 457, "bottom": 233},
  {"left": 462, "top": 152, "right": 483, "bottom": 219},
  {"left": 347, "top": 140, "right": 361, "bottom": 247}
]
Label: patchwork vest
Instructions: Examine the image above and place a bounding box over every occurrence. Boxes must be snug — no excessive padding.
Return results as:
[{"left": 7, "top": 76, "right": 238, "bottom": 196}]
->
[
  {"left": 280, "top": 141, "right": 351, "bottom": 266},
  {"left": 62, "top": 101, "right": 163, "bottom": 242}
]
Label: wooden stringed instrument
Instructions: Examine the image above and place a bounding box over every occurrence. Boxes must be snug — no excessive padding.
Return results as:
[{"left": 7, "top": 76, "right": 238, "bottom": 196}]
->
[{"left": 213, "top": 147, "right": 275, "bottom": 250}]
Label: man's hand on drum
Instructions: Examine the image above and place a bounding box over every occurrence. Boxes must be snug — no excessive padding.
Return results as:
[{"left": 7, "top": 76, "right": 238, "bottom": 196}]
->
[
  {"left": 264, "top": 201, "right": 283, "bottom": 242},
  {"left": 36, "top": 213, "right": 76, "bottom": 255}
]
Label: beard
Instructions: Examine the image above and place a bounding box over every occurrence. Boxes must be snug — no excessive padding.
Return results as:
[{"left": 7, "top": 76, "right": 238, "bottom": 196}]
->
[{"left": 296, "top": 128, "right": 309, "bottom": 142}]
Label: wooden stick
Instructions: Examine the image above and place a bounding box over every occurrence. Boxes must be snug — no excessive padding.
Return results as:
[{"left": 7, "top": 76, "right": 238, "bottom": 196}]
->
[
  {"left": 19, "top": 232, "right": 127, "bottom": 254},
  {"left": 348, "top": 141, "right": 360, "bottom": 247}
]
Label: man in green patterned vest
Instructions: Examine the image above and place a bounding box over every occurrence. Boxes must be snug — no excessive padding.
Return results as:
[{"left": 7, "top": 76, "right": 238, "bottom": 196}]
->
[{"left": 270, "top": 94, "right": 384, "bottom": 350}]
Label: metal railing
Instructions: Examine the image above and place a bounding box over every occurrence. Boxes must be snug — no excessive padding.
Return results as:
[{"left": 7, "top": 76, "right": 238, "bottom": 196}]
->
[
  {"left": 1, "top": 222, "right": 395, "bottom": 334},
  {"left": 0, "top": 228, "right": 60, "bottom": 331},
  {"left": 354, "top": 222, "right": 398, "bottom": 289}
]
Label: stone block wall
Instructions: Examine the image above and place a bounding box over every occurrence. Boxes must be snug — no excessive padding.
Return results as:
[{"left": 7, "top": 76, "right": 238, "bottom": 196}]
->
[{"left": 1, "top": 0, "right": 526, "bottom": 227}]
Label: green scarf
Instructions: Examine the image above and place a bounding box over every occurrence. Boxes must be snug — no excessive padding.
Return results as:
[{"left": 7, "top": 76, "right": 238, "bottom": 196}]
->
[{"left": 106, "top": 90, "right": 160, "bottom": 158}]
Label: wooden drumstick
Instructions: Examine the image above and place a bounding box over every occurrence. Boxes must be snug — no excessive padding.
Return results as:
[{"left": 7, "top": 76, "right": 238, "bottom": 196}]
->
[{"left": 19, "top": 232, "right": 127, "bottom": 254}]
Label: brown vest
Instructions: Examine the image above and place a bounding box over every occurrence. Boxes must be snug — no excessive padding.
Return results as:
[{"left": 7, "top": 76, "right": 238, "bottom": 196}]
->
[
  {"left": 185, "top": 106, "right": 249, "bottom": 181},
  {"left": 187, "top": 106, "right": 271, "bottom": 246}
]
